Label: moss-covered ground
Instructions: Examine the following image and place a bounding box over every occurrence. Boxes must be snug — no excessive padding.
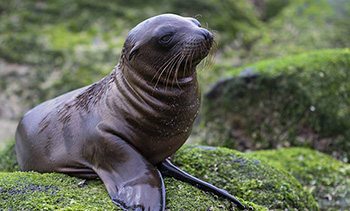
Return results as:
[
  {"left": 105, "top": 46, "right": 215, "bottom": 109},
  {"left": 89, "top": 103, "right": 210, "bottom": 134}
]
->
[
  {"left": 250, "top": 147, "right": 350, "bottom": 210},
  {"left": 1, "top": 172, "right": 253, "bottom": 210},
  {"left": 3, "top": 144, "right": 348, "bottom": 210},
  {"left": 0, "top": 142, "right": 317, "bottom": 210},
  {"left": 0, "top": 140, "right": 17, "bottom": 172},
  {"left": 172, "top": 145, "right": 317, "bottom": 210},
  {"left": 0, "top": 172, "right": 117, "bottom": 210},
  {"left": 199, "top": 49, "right": 350, "bottom": 162}
]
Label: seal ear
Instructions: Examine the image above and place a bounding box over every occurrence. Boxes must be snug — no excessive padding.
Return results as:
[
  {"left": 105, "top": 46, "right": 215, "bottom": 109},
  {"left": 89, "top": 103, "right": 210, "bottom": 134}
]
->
[
  {"left": 128, "top": 42, "right": 141, "bottom": 61},
  {"left": 90, "top": 137, "right": 165, "bottom": 211}
]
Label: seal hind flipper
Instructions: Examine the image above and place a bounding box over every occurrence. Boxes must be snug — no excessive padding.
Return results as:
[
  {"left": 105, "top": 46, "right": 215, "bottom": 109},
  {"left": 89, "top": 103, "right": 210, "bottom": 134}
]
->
[
  {"left": 158, "top": 159, "right": 245, "bottom": 210},
  {"left": 91, "top": 139, "right": 165, "bottom": 211}
]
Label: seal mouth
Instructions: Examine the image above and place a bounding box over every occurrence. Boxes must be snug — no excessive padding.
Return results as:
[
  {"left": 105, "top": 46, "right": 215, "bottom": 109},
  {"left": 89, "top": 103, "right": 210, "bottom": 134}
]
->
[
  {"left": 175, "top": 34, "right": 213, "bottom": 75},
  {"left": 182, "top": 31, "right": 214, "bottom": 65},
  {"left": 150, "top": 28, "right": 213, "bottom": 88}
]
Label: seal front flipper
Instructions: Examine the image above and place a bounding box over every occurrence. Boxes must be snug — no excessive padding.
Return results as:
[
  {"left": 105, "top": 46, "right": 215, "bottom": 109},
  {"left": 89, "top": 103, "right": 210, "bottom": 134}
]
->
[
  {"left": 158, "top": 159, "right": 245, "bottom": 210},
  {"left": 90, "top": 139, "right": 165, "bottom": 211}
]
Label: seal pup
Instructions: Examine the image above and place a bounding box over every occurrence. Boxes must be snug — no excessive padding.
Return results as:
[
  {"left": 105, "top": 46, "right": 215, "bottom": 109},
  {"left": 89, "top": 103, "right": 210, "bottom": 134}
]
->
[{"left": 15, "top": 14, "right": 244, "bottom": 210}]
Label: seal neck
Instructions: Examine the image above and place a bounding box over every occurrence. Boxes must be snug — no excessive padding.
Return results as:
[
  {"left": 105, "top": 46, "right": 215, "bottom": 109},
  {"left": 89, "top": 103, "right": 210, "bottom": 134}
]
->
[
  {"left": 105, "top": 62, "right": 200, "bottom": 164},
  {"left": 110, "top": 61, "right": 200, "bottom": 114},
  {"left": 119, "top": 60, "right": 197, "bottom": 93}
]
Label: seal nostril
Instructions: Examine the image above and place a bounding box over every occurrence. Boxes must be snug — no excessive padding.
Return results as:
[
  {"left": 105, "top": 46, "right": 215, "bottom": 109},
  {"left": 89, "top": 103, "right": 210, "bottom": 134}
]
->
[{"left": 200, "top": 29, "right": 213, "bottom": 41}]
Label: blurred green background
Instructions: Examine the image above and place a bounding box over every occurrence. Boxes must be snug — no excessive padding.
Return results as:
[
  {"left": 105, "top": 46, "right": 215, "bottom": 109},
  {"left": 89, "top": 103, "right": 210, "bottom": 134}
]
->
[
  {"left": 0, "top": 0, "right": 349, "bottom": 159},
  {"left": 0, "top": 1, "right": 350, "bottom": 210}
]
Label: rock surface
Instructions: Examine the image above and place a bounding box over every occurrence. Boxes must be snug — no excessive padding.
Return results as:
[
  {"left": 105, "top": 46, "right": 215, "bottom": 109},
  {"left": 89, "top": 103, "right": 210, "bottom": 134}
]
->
[
  {"left": 0, "top": 143, "right": 316, "bottom": 210},
  {"left": 199, "top": 49, "right": 350, "bottom": 162},
  {"left": 250, "top": 147, "right": 350, "bottom": 211}
]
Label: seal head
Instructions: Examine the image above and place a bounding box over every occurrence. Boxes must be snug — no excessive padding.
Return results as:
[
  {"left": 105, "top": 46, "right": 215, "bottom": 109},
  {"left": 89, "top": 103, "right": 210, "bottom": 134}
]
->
[{"left": 121, "top": 14, "right": 213, "bottom": 84}]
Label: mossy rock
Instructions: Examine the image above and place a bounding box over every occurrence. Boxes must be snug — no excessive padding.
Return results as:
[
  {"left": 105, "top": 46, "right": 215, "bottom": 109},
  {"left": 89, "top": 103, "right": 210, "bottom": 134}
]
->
[
  {"left": 249, "top": 147, "right": 350, "bottom": 210},
  {"left": 209, "top": 0, "right": 350, "bottom": 86},
  {"left": 0, "top": 140, "right": 18, "bottom": 172},
  {"left": 172, "top": 145, "right": 317, "bottom": 210},
  {"left": 0, "top": 142, "right": 317, "bottom": 210},
  {"left": 199, "top": 49, "right": 350, "bottom": 162},
  {"left": 0, "top": 172, "right": 250, "bottom": 210}
]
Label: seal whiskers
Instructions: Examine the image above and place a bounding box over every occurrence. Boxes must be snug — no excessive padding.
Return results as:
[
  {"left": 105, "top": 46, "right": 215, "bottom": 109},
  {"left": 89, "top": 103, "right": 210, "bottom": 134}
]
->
[
  {"left": 171, "top": 52, "right": 187, "bottom": 89},
  {"left": 152, "top": 50, "right": 182, "bottom": 90}
]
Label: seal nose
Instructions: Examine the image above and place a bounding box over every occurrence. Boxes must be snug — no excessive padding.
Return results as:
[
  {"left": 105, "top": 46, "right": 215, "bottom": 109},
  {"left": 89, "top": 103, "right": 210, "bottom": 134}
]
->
[{"left": 200, "top": 29, "right": 213, "bottom": 42}]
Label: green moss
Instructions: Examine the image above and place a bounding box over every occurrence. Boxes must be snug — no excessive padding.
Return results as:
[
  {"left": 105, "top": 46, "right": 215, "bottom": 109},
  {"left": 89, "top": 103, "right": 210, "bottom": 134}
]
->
[
  {"left": 200, "top": 49, "right": 350, "bottom": 162},
  {"left": 244, "top": 0, "right": 350, "bottom": 63},
  {"left": 43, "top": 24, "right": 93, "bottom": 50},
  {"left": 172, "top": 145, "right": 317, "bottom": 210},
  {"left": 1, "top": 0, "right": 350, "bottom": 104},
  {"left": 249, "top": 147, "right": 350, "bottom": 210},
  {"left": 207, "top": 0, "right": 350, "bottom": 83},
  {"left": 0, "top": 0, "right": 261, "bottom": 107},
  {"left": 0, "top": 143, "right": 317, "bottom": 210},
  {"left": 2, "top": 0, "right": 349, "bottom": 115},
  {"left": 0, "top": 171, "right": 267, "bottom": 210},
  {"left": 260, "top": 0, "right": 290, "bottom": 21},
  {"left": 0, "top": 141, "right": 18, "bottom": 172},
  {"left": 164, "top": 177, "right": 265, "bottom": 211},
  {"left": 0, "top": 172, "right": 117, "bottom": 210},
  {"left": 228, "top": 48, "right": 350, "bottom": 76},
  {"left": 196, "top": 0, "right": 350, "bottom": 91}
]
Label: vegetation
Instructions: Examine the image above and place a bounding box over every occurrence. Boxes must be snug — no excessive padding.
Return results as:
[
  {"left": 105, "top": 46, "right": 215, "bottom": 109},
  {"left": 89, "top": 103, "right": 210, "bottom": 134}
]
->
[
  {"left": 1, "top": 0, "right": 350, "bottom": 210},
  {"left": 208, "top": 0, "right": 350, "bottom": 86},
  {"left": 244, "top": 0, "right": 350, "bottom": 62},
  {"left": 250, "top": 147, "right": 350, "bottom": 210},
  {"left": 199, "top": 49, "right": 350, "bottom": 162},
  {"left": 0, "top": 140, "right": 17, "bottom": 172},
  {"left": 0, "top": 0, "right": 260, "bottom": 109},
  {"left": 0, "top": 143, "right": 317, "bottom": 210},
  {"left": 2, "top": 0, "right": 349, "bottom": 108},
  {"left": 173, "top": 145, "right": 317, "bottom": 210},
  {"left": 2, "top": 142, "right": 348, "bottom": 210}
]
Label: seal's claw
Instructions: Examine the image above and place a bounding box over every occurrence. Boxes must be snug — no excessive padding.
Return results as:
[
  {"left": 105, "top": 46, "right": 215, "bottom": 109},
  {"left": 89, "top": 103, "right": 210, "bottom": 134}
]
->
[{"left": 158, "top": 159, "right": 245, "bottom": 210}]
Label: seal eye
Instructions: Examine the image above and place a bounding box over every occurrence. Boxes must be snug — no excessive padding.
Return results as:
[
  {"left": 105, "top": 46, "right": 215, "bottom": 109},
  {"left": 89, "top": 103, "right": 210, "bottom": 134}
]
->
[{"left": 159, "top": 34, "right": 173, "bottom": 44}]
